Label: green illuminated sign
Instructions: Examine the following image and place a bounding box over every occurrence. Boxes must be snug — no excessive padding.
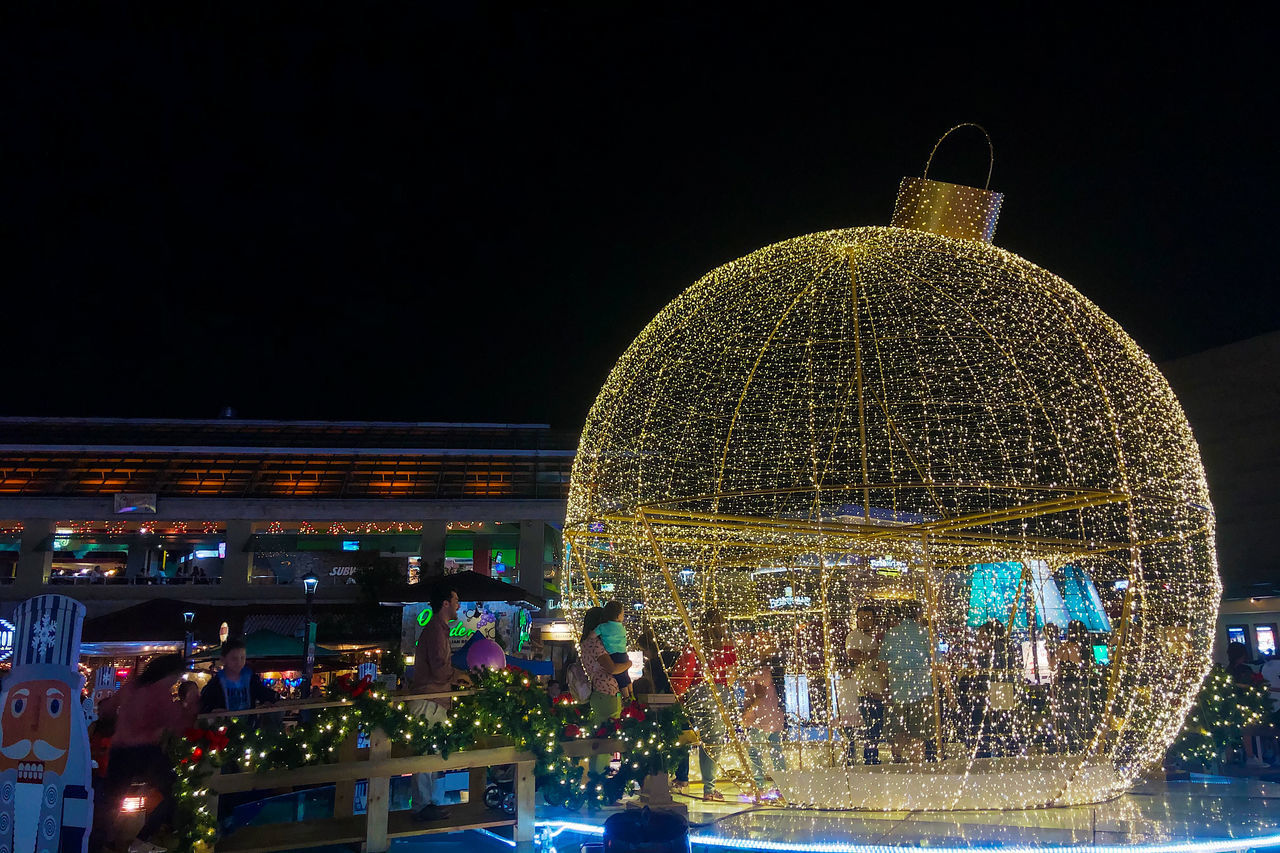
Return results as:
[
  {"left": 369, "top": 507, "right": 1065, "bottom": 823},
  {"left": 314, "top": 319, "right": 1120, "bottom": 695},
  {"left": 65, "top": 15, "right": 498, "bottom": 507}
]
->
[
  {"left": 416, "top": 607, "right": 433, "bottom": 627},
  {"left": 515, "top": 610, "right": 531, "bottom": 651}
]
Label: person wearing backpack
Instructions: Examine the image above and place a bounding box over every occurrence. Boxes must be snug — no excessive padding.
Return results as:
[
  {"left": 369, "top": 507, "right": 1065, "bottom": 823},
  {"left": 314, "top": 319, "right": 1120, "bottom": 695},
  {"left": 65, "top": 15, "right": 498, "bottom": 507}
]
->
[{"left": 564, "top": 652, "right": 594, "bottom": 704}]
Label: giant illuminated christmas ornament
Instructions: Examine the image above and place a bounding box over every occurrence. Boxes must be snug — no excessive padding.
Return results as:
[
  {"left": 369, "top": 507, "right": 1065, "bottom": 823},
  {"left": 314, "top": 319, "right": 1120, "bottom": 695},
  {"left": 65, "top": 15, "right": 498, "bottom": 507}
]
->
[
  {"left": 0, "top": 595, "right": 93, "bottom": 851},
  {"left": 564, "top": 126, "right": 1218, "bottom": 810}
]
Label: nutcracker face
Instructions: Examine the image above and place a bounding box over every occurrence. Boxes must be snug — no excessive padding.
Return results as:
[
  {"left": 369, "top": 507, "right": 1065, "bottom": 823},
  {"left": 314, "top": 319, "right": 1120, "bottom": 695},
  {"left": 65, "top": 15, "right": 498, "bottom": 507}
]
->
[{"left": 0, "top": 678, "right": 73, "bottom": 777}]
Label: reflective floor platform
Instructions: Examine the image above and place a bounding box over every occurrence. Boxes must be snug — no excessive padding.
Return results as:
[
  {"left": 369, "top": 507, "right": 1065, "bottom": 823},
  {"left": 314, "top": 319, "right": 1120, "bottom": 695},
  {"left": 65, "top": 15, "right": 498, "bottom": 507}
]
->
[{"left": 391, "top": 775, "right": 1280, "bottom": 852}]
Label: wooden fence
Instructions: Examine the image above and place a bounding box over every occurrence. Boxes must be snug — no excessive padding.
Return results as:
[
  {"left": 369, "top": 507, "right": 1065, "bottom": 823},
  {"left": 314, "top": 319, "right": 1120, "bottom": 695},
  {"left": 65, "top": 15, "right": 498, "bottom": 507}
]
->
[{"left": 198, "top": 692, "right": 630, "bottom": 853}]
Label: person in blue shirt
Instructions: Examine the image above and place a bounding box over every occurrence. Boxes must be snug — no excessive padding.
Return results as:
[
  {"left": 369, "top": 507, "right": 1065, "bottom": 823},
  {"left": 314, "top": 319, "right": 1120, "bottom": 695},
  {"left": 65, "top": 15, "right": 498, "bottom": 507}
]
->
[
  {"left": 879, "top": 603, "right": 934, "bottom": 763},
  {"left": 199, "top": 638, "right": 281, "bottom": 713}
]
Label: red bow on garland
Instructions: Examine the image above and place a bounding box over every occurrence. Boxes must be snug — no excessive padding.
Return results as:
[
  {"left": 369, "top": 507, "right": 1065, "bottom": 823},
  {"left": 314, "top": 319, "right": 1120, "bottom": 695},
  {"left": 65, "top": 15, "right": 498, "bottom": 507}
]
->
[{"left": 332, "top": 674, "right": 374, "bottom": 698}]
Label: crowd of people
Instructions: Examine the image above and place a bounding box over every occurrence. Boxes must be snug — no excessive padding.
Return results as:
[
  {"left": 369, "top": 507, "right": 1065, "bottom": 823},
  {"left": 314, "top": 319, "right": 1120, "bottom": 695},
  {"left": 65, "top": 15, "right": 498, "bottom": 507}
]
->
[
  {"left": 48, "top": 562, "right": 212, "bottom": 585},
  {"left": 67, "top": 576, "right": 1280, "bottom": 849},
  {"left": 88, "top": 638, "right": 282, "bottom": 853},
  {"left": 78, "top": 580, "right": 1115, "bottom": 851},
  {"left": 559, "top": 598, "right": 1113, "bottom": 802}
]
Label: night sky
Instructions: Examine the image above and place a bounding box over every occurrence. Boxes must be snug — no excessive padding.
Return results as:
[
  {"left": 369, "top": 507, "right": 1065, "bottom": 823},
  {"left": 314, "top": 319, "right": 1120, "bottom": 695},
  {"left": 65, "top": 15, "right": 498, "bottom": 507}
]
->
[{"left": 3, "top": 8, "right": 1275, "bottom": 429}]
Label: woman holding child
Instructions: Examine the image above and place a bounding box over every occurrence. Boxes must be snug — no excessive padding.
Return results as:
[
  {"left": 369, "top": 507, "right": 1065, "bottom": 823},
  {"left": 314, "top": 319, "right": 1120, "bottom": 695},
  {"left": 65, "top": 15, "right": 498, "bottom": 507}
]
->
[{"left": 579, "top": 605, "right": 634, "bottom": 777}]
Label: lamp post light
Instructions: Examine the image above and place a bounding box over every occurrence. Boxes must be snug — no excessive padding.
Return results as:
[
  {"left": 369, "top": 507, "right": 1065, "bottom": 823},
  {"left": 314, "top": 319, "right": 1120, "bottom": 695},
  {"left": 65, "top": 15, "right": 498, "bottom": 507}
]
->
[
  {"left": 182, "top": 610, "right": 195, "bottom": 668},
  {"left": 301, "top": 572, "right": 319, "bottom": 698}
]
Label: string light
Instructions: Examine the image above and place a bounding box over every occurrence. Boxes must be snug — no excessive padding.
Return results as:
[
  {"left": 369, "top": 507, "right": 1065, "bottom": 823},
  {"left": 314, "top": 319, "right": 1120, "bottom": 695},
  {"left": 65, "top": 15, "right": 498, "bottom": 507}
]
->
[
  {"left": 167, "top": 669, "right": 689, "bottom": 852},
  {"left": 565, "top": 170, "right": 1218, "bottom": 810}
]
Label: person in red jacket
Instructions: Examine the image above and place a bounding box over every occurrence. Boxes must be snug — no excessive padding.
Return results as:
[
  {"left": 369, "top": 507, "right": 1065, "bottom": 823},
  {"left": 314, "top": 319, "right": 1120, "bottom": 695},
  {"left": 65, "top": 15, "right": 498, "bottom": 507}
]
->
[
  {"left": 97, "top": 654, "right": 197, "bottom": 853},
  {"left": 670, "top": 609, "right": 736, "bottom": 800}
]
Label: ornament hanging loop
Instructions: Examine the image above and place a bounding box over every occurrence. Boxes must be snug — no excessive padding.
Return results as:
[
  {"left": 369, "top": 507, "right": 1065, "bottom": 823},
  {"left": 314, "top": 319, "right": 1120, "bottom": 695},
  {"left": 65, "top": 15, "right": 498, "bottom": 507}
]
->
[{"left": 923, "top": 123, "right": 994, "bottom": 190}]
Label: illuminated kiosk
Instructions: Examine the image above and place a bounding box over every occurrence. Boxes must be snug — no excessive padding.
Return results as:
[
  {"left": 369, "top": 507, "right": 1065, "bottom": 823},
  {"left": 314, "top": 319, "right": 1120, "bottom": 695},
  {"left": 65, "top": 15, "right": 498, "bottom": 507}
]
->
[{"left": 563, "top": 128, "right": 1218, "bottom": 811}]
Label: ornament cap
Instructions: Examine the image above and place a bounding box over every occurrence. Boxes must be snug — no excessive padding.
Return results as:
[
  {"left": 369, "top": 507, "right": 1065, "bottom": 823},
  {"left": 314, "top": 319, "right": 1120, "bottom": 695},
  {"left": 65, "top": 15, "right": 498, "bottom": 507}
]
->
[
  {"left": 890, "top": 176, "right": 1003, "bottom": 243},
  {"left": 891, "top": 124, "right": 1003, "bottom": 242}
]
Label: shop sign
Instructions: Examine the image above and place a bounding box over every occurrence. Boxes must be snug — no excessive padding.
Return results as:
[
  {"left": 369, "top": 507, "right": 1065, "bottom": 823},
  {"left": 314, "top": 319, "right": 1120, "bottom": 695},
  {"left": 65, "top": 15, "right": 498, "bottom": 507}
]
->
[
  {"left": 0, "top": 618, "right": 13, "bottom": 662},
  {"left": 870, "top": 557, "right": 908, "bottom": 576},
  {"left": 114, "top": 492, "right": 157, "bottom": 514},
  {"left": 768, "top": 586, "right": 812, "bottom": 609},
  {"left": 515, "top": 610, "right": 531, "bottom": 651},
  {"left": 329, "top": 566, "right": 358, "bottom": 577}
]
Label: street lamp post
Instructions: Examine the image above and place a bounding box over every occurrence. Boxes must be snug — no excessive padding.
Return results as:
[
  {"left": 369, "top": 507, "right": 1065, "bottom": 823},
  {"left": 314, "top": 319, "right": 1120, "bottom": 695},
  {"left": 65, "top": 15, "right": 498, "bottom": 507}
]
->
[
  {"left": 301, "top": 572, "right": 319, "bottom": 698},
  {"left": 182, "top": 610, "right": 195, "bottom": 668}
]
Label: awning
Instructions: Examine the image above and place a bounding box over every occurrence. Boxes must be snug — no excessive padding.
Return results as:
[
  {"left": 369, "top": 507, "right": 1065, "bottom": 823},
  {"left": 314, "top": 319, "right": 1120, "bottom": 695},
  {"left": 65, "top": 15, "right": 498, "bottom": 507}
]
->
[{"left": 395, "top": 569, "right": 544, "bottom": 609}]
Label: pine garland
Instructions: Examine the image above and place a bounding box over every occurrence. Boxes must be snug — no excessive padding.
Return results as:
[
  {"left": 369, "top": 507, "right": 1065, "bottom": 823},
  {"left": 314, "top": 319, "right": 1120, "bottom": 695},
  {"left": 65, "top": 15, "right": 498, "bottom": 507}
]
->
[{"left": 167, "top": 668, "right": 688, "bottom": 852}]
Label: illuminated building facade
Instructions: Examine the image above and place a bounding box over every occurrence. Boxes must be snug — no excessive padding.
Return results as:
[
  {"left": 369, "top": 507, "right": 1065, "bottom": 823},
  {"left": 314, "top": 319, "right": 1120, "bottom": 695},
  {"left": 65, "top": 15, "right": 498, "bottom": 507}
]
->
[{"left": 0, "top": 417, "right": 571, "bottom": 618}]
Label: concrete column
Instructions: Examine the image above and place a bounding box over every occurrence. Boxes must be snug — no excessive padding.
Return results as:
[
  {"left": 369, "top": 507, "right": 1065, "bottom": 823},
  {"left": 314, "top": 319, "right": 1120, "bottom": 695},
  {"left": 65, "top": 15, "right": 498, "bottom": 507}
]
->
[
  {"left": 518, "top": 520, "right": 545, "bottom": 591},
  {"left": 15, "top": 518, "right": 54, "bottom": 596},
  {"left": 418, "top": 520, "right": 447, "bottom": 578},
  {"left": 223, "top": 520, "right": 253, "bottom": 590},
  {"left": 125, "top": 541, "right": 148, "bottom": 580},
  {"left": 474, "top": 539, "right": 491, "bottom": 577}
]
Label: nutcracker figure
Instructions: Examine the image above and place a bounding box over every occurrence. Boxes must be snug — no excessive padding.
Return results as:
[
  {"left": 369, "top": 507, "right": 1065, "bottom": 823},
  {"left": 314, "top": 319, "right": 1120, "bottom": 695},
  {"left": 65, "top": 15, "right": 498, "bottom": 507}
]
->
[{"left": 0, "top": 595, "right": 92, "bottom": 853}]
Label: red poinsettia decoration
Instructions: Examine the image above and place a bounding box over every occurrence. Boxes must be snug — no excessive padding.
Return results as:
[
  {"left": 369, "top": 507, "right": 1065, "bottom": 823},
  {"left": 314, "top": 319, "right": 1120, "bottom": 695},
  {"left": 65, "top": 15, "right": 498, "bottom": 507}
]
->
[
  {"left": 563, "top": 724, "right": 582, "bottom": 738},
  {"left": 184, "top": 727, "right": 230, "bottom": 752},
  {"left": 620, "top": 702, "right": 647, "bottom": 722},
  {"left": 180, "top": 726, "right": 231, "bottom": 763},
  {"left": 331, "top": 674, "right": 374, "bottom": 698}
]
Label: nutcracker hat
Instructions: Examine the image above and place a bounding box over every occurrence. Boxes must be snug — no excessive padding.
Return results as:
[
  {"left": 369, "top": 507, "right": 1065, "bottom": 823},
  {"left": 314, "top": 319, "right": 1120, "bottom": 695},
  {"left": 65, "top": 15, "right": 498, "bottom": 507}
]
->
[{"left": 12, "top": 595, "right": 85, "bottom": 669}]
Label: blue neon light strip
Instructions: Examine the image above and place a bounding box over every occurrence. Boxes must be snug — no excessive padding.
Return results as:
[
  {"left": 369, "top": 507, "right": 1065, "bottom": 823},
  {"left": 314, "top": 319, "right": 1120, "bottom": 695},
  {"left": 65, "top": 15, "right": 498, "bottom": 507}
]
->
[{"left": 502, "top": 821, "right": 1280, "bottom": 853}]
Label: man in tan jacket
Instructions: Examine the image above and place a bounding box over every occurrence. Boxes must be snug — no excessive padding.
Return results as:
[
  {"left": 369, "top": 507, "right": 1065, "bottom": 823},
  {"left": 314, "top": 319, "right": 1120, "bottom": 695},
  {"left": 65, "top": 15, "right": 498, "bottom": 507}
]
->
[{"left": 410, "top": 578, "right": 472, "bottom": 821}]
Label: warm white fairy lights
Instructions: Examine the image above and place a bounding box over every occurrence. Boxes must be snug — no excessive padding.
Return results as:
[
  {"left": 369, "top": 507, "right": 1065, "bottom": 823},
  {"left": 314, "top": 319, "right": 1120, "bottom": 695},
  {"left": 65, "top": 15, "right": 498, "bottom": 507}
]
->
[{"left": 564, "top": 175, "right": 1218, "bottom": 811}]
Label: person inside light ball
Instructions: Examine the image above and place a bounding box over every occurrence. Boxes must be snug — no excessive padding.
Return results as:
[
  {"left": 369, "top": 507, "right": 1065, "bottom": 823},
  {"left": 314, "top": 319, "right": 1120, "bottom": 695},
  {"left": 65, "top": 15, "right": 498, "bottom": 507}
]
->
[
  {"left": 955, "top": 619, "right": 1015, "bottom": 757},
  {"left": 880, "top": 602, "right": 933, "bottom": 764},
  {"left": 670, "top": 608, "right": 737, "bottom": 801},
  {"left": 843, "top": 605, "right": 886, "bottom": 765}
]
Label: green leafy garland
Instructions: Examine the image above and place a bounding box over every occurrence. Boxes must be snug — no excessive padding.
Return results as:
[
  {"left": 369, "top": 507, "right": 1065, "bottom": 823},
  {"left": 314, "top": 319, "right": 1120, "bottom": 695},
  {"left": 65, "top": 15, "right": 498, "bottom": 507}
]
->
[
  {"left": 1168, "top": 664, "right": 1272, "bottom": 768},
  {"left": 168, "top": 668, "right": 688, "bottom": 853}
]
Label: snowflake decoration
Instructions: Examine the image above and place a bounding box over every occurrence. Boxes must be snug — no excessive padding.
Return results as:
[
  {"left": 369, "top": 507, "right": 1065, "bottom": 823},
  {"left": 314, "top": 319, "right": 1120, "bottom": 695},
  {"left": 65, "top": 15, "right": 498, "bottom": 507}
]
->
[{"left": 31, "top": 615, "right": 57, "bottom": 657}]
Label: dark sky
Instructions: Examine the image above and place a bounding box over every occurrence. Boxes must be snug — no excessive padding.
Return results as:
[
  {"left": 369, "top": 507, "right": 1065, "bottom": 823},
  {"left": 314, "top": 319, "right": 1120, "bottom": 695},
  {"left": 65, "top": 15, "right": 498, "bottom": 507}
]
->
[{"left": 3, "top": 7, "right": 1276, "bottom": 429}]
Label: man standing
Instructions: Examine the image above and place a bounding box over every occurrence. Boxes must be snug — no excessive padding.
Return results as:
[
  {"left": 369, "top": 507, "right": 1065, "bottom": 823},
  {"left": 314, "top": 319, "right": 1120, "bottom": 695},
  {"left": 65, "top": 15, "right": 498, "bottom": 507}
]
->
[
  {"left": 199, "top": 638, "right": 280, "bottom": 713},
  {"left": 410, "top": 579, "right": 472, "bottom": 821},
  {"left": 844, "top": 605, "right": 887, "bottom": 764},
  {"left": 879, "top": 603, "right": 934, "bottom": 763}
]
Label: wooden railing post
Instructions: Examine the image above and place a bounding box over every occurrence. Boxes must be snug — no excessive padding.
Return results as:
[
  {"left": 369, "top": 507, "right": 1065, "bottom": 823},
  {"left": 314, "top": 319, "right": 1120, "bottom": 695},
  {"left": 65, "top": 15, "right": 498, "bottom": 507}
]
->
[
  {"left": 468, "top": 767, "right": 488, "bottom": 807},
  {"left": 362, "top": 729, "right": 391, "bottom": 853},
  {"left": 333, "top": 735, "right": 362, "bottom": 818},
  {"left": 514, "top": 759, "right": 535, "bottom": 846}
]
